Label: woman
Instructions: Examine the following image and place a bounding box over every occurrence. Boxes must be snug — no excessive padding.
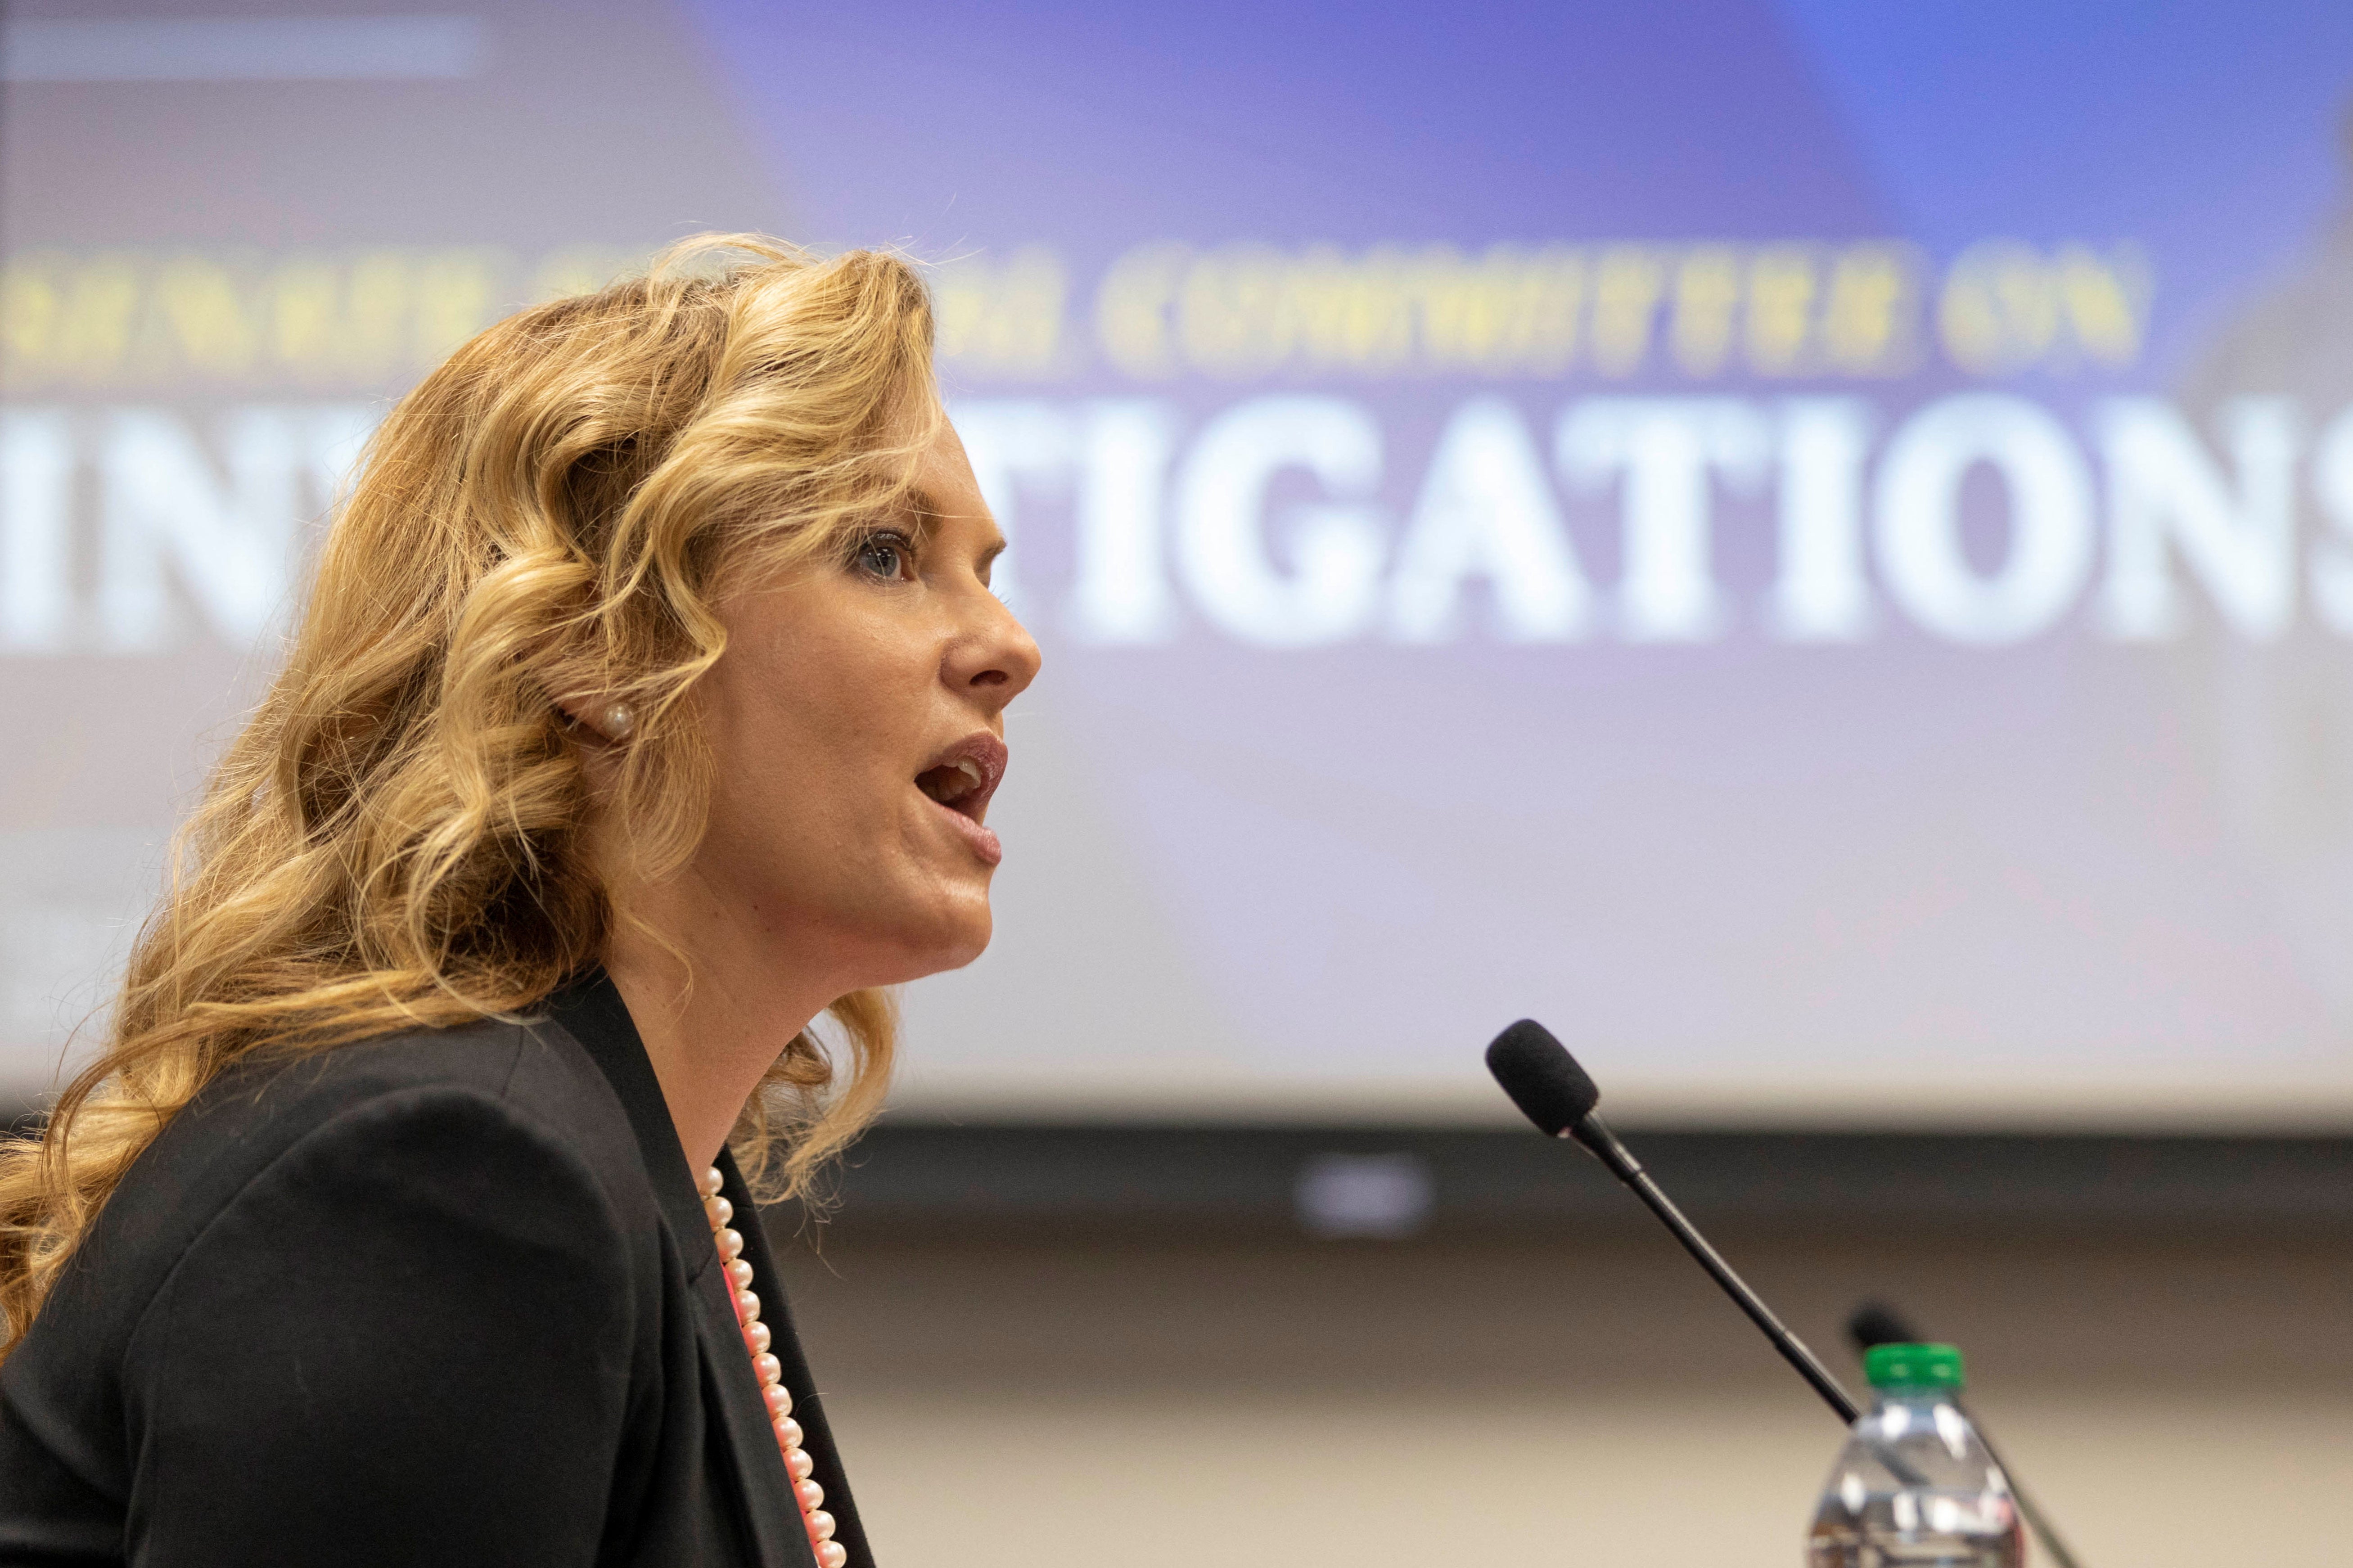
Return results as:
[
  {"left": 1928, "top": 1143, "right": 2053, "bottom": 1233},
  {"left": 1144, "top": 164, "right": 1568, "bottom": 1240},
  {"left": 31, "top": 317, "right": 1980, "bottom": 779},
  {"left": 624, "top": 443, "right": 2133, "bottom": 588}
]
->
[{"left": 0, "top": 235, "right": 1038, "bottom": 1567}]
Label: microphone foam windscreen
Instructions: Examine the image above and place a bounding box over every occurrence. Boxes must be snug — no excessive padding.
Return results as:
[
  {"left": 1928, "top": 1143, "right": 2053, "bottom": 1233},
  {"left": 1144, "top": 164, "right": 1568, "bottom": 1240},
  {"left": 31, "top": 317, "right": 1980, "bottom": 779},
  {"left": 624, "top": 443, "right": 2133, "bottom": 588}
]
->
[
  {"left": 1846, "top": 1301, "right": 1924, "bottom": 1353},
  {"left": 1484, "top": 1019, "right": 1600, "bottom": 1136}
]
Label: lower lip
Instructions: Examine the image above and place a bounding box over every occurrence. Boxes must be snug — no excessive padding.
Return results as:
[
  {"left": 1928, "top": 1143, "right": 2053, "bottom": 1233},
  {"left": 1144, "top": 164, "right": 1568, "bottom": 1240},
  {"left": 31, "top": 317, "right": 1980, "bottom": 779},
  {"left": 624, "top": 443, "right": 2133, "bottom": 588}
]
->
[{"left": 923, "top": 792, "right": 1002, "bottom": 866}]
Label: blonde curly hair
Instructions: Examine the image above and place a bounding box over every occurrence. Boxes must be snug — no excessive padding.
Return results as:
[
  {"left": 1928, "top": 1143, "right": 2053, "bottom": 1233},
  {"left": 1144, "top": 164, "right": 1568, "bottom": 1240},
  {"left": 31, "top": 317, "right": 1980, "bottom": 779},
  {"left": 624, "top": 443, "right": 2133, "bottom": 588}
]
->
[{"left": 0, "top": 234, "right": 937, "bottom": 1356}]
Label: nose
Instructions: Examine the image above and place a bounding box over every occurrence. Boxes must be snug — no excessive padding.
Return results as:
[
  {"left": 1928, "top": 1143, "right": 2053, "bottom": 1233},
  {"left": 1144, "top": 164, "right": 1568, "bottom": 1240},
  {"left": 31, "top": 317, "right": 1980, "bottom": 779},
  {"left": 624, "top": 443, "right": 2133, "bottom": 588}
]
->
[{"left": 947, "top": 584, "right": 1042, "bottom": 713}]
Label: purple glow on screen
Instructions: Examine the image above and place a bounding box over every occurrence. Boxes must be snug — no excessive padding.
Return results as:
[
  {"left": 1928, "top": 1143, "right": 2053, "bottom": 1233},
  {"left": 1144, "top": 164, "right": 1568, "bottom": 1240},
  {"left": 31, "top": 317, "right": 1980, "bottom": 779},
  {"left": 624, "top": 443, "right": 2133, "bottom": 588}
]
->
[{"left": 7, "top": 0, "right": 2353, "bottom": 1123}]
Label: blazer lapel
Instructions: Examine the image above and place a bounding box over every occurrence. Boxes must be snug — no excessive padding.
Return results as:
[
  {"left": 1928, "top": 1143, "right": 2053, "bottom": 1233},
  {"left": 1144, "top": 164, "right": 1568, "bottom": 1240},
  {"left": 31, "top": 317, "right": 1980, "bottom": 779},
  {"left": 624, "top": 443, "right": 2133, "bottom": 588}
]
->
[
  {"left": 719, "top": 1154, "right": 872, "bottom": 1568},
  {"left": 543, "top": 973, "right": 815, "bottom": 1568},
  {"left": 689, "top": 1208, "right": 815, "bottom": 1568}
]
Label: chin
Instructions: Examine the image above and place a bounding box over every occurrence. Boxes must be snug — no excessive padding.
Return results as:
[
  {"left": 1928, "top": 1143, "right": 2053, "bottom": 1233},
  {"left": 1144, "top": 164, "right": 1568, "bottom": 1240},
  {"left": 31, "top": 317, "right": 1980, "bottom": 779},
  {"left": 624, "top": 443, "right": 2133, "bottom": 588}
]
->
[
  {"left": 860, "top": 898, "right": 992, "bottom": 987},
  {"left": 932, "top": 926, "right": 992, "bottom": 974}
]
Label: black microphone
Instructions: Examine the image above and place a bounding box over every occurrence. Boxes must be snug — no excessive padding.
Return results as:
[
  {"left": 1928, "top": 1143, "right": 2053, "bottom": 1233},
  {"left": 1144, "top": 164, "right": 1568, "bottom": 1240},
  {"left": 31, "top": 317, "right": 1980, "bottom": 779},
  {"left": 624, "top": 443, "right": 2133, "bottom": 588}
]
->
[
  {"left": 1486, "top": 1018, "right": 1862, "bottom": 1424},
  {"left": 1845, "top": 1300, "right": 1920, "bottom": 1355},
  {"left": 1847, "top": 1301, "right": 2083, "bottom": 1568}
]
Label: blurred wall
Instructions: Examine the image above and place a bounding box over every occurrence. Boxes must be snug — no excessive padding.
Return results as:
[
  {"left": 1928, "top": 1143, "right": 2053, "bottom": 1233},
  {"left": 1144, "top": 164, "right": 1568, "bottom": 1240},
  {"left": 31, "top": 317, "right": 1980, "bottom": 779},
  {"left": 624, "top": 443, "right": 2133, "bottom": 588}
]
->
[{"left": 775, "top": 1212, "right": 2350, "bottom": 1567}]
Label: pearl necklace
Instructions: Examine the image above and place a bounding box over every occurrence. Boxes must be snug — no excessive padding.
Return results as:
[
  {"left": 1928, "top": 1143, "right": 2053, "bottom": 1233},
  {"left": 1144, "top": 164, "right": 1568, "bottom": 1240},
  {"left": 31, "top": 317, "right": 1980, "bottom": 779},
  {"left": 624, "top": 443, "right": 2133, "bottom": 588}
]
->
[{"left": 702, "top": 1167, "right": 847, "bottom": 1568}]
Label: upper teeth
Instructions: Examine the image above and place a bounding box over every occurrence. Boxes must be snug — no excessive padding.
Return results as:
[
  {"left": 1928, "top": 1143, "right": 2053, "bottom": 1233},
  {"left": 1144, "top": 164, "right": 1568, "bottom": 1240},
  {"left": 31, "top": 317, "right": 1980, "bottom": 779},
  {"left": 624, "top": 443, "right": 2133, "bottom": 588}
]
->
[{"left": 924, "top": 758, "right": 985, "bottom": 803}]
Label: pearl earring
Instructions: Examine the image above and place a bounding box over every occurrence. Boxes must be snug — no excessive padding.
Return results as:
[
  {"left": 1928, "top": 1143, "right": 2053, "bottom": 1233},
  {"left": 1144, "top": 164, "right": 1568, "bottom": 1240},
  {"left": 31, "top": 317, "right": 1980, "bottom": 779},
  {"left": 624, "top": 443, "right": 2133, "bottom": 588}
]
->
[{"left": 600, "top": 702, "right": 636, "bottom": 739}]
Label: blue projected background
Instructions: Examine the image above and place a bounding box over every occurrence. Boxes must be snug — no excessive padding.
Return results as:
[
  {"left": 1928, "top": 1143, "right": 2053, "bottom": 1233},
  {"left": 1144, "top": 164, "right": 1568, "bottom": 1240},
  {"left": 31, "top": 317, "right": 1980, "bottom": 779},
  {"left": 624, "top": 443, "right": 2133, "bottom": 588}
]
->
[{"left": 6, "top": 1, "right": 2353, "bottom": 1125}]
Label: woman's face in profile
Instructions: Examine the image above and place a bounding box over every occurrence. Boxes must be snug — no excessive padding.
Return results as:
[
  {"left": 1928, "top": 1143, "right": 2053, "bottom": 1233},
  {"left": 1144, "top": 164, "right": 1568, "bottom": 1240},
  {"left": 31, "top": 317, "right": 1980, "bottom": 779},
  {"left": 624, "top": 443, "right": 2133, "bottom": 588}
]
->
[{"left": 690, "top": 408, "right": 1041, "bottom": 990}]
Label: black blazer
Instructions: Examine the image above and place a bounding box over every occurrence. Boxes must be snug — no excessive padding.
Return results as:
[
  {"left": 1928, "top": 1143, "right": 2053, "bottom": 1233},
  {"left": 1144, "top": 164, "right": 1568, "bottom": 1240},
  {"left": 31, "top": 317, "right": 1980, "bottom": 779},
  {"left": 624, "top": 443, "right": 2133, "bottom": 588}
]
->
[{"left": 0, "top": 973, "right": 870, "bottom": 1568}]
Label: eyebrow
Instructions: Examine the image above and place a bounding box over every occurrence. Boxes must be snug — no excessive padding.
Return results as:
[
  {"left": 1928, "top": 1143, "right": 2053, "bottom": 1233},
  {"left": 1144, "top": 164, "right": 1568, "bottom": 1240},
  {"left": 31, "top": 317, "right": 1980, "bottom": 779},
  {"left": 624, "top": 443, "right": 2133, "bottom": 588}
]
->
[
  {"left": 907, "top": 486, "right": 1008, "bottom": 559},
  {"left": 904, "top": 487, "right": 947, "bottom": 536}
]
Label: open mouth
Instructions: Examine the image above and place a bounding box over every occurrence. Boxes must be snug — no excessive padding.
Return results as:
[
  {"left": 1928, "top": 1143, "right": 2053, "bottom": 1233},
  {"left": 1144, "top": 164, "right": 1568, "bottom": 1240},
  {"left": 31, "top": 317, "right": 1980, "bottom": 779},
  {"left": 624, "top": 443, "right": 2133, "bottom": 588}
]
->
[
  {"left": 913, "top": 733, "right": 1007, "bottom": 827},
  {"left": 915, "top": 757, "right": 988, "bottom": 818}
]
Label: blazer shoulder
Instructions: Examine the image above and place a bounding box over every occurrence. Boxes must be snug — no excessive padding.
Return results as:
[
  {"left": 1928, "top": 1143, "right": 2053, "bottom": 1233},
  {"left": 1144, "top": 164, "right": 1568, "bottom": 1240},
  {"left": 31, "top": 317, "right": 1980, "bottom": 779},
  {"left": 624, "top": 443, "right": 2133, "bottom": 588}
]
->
[
  {"left": 1, "top": 1018, "right": 661, "bottom": 1517},
  {"left": 26, "top": 1014, "right": 656, "bottom": 1367},
  {"left": 151, "top": 1014, "right": 632, "bottom": 1209}
]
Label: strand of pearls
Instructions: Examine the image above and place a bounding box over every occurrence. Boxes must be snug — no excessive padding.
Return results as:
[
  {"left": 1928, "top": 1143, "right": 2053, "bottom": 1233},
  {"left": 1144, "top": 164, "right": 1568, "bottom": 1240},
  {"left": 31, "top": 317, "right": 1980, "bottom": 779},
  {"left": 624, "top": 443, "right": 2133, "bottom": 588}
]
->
[{"left": 703, "top": 1167, "right": 847, "bottom": 1568}]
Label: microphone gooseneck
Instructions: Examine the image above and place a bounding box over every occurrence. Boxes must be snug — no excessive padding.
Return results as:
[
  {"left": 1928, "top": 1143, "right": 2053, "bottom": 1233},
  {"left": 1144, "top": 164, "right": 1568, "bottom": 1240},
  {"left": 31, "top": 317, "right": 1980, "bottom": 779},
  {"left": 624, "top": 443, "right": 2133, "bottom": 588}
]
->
[{"left": 1486, "top": 1019, "right": 1862, "bottom": 1424}]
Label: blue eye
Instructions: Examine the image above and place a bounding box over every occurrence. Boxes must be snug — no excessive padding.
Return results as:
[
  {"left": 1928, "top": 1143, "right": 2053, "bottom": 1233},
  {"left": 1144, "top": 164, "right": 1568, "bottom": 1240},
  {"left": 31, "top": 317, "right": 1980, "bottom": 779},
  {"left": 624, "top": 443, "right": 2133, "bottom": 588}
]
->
[{"left": 853, "top": 532, "right": 911, "bottom": 580}]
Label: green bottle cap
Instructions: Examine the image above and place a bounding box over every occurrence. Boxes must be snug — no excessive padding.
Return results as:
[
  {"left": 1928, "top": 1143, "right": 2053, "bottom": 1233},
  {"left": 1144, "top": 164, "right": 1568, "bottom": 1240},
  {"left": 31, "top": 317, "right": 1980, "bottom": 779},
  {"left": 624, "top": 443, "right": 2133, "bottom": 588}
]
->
[{"left": 1863, "top": 1342, "right": 1965, "bottom": 1392}]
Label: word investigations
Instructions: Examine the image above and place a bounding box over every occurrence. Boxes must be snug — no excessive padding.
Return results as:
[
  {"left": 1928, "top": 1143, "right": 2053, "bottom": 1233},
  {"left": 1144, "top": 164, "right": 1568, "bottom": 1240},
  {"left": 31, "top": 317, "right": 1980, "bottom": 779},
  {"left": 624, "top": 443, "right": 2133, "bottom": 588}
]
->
[{"left": 0, "top": 391, "right": 2340, "bottom": 657}]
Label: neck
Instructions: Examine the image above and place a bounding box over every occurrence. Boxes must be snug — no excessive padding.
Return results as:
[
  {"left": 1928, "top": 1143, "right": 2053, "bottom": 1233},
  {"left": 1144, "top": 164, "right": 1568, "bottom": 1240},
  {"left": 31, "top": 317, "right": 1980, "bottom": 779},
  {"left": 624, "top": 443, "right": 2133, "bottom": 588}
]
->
[{"left": 601, "top": 870, "right": 841, "bottom": 1173}]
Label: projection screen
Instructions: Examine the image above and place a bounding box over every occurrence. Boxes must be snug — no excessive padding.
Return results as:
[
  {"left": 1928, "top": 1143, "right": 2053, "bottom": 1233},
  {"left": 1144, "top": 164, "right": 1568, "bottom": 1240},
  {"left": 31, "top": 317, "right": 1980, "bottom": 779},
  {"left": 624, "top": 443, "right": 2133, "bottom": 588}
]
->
[{"left": 7, "top": 1, "right": 2353, "bottom": 1127}]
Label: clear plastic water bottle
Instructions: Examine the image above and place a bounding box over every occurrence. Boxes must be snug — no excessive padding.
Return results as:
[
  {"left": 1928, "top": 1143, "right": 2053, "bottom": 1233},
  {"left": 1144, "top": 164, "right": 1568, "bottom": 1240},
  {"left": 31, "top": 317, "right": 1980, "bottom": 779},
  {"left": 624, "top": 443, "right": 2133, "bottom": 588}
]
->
[{"left": 1806, "top": 1343, "right": 2025, "bottom": 1567}]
